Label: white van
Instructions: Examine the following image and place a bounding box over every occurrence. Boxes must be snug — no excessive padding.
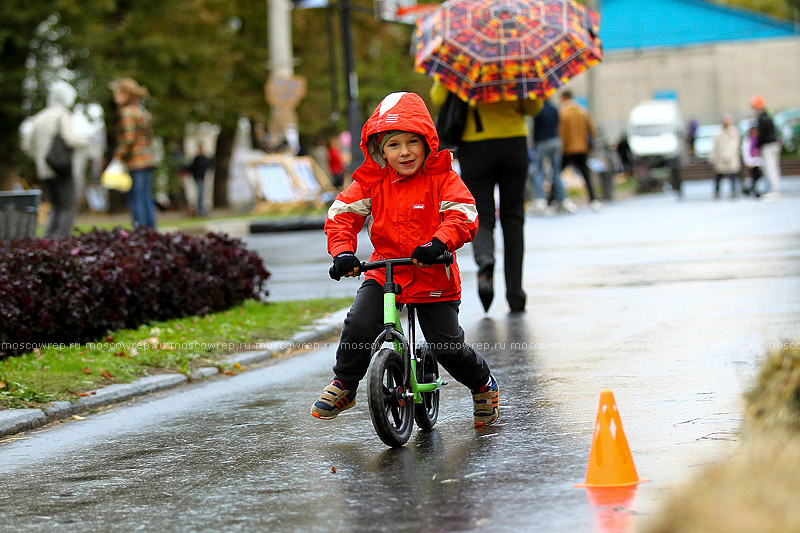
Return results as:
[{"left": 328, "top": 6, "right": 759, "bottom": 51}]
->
[{"left": 627, "top": 100, "right": 685, "bottom": 193}]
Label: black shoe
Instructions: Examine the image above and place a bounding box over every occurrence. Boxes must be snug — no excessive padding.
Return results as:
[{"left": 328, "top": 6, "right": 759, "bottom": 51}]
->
[
  {"left": 509, "top": 291, "right": 526, "bottom": 313},
  {"left": 478, "top": 273, "right": 494, "bottom": 312}
]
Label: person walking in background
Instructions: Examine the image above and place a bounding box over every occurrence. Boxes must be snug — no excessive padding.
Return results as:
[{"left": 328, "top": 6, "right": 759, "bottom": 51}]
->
[
  {"left": 710, "top": 115, "right": 741, "bottom": 199},
  {"left": 529, "top": 99, "right": 576, "bottom": 215},
  {"left": 110, "top": 77, "right": 157, "bottom": 228},
  {"left": 431, "top": 82, "right": 542, "bottom": 313},
  {"left": 686, "top": 118, "right": 698, "bottom": 160},
  {"left": 616, "top": 134, "right": 633, "bottom": 176},
  {"left": 326, "top": 136, "right": 345, "bottom": 188},
  {"left": 741, "top": 125, "right": 763, "bottom": 198},
  {"left": 750, "top": 94, "right": 781, "bottom": 201},
  {"left": 20, "top": 80, "right": 87, "bottom": 237},
  {"left": 558, "top": 91, "right": 601, "bottom": 212},
  {"left": 190, "top": 144, "right": 210, "bottom": 217}
]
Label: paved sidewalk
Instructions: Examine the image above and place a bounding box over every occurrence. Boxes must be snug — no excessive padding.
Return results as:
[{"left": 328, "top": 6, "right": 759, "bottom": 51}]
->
[{"left": 0, "top": 308, "right": 348, "bottom": 438}]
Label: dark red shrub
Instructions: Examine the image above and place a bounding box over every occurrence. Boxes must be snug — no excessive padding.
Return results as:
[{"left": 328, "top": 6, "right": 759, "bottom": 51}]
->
[{"left": 0, "top": 227, "right": 270, "bottom": 356}]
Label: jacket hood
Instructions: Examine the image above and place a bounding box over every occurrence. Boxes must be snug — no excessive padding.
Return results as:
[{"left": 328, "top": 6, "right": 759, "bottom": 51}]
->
[
  {"left": 47, "top": 80, "right": 77, "bottom": 108},
  {"left": 354, "top": 92, "right": 451, "bottom": 188}
]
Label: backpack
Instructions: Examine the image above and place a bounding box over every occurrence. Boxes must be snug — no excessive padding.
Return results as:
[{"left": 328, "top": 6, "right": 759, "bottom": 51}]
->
[
  {"left": 46, "top": 133, "right": 73, "bottom": 176},
  {"left": 436, "top": 92, "right": 483, "bottom": 150}
]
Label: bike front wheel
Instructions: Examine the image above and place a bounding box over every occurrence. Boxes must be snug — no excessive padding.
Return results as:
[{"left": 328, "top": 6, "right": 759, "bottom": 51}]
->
[
  {"left": 367, "top": 348, "right": 414, "bottom": 447},
  {"left": 413, "top": 344, "right": 439, "bottom": 430}
]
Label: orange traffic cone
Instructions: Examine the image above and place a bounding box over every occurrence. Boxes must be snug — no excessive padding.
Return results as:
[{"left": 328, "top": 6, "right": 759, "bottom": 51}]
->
[{"left": 575, "top": 389, "right": 649, "bottom": 488}]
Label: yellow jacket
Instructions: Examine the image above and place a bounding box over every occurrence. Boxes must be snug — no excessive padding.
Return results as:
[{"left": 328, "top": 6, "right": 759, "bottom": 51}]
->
[
  {"left": 430, "top": 82, "right": 542, "bottom": 142},
  {"left": 558, "top": 99, "right": 596, "bottom": 155}
]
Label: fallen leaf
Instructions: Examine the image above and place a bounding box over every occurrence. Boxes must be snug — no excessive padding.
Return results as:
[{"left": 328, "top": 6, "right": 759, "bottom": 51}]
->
[
  {"left": 233, "top": 362, "right": 242, "bottom": 369},
  {"left": 72, "top": 415, "right": 85, "bottom": 420},
  {"left": 222, "top": 370, "right": 235, "bottom": 376},
  {"left": 113, "top": 351, "right": 127, "bottom": 357},
  {"left": 101, "top": 371, "right": 114, "bottom": 379},
  {"left": 0, "top": 382, "right": 5, "bottom": 389},
  {"left": 331, "top": 466, "right": 337, "bottom": 473},
  {"left": 105, "top": 335, "right": 114, "bottom": 342},
  {"left": 81, "top": 367, "right": 91, "bottom": 374},
  {"left": 79, "top": 392, "right": 91, "bottom": 397}
]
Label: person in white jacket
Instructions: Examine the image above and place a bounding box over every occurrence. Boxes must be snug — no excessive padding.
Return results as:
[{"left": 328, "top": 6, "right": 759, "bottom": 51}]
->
[
  {"left": 710, "top": 115, "right": 741, "bottom": 199},
  {"left": 21, "top": 80, "right": 87, "bottom": 237}
]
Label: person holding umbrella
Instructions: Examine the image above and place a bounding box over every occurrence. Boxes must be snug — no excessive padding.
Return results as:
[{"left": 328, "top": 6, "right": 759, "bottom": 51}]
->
[
  {"left": 431, "top": 82, "right": 541, "bottom": 313},
  {"left": 417, "top": 0, "right": 602, "bottom": 313}
]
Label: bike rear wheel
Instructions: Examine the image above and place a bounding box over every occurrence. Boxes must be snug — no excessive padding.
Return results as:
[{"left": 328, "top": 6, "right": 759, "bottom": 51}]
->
[
  {"left": 367, "top": 348, "right": 414, "bottom": 447},
  {"left": 413, "top": 344, "right": 439, "bottom": 430}
]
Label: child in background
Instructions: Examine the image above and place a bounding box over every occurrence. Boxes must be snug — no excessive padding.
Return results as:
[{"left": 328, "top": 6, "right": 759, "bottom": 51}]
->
[{"left": 312, "top": 92, "right": 499, "bottom": 428}]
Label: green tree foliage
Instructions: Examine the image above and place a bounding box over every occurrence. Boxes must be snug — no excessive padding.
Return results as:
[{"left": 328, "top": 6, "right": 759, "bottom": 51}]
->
[
  {"left": 292, "top": 8, "right": 433, "bottom": 144},
  {"left": 0, "top": 1, "right": 59, "bottom": 188},
  {"left": 717, "top": 0, "right": 798, "bottom": 19}
]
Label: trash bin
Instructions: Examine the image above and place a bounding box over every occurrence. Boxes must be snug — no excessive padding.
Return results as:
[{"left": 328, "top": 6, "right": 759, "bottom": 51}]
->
[
  {"left": 0, "top": 190, "right": 41, "bottom": 239},
  {"left": 600, "top": 170, "right": 614, "bottom": 201},
  {"left": 588, "top": 156, "right": 614, "bottom": 201}
]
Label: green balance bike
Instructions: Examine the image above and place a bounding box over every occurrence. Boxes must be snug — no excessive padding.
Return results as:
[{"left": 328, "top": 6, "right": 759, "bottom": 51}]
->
[{"left": 331, "top": 252, "right": 453, "bottom": 447}]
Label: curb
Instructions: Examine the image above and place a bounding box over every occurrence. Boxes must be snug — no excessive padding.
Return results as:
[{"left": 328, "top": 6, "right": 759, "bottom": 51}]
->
[
  {"left": 0, "top": 308, "right": 348, "bottom": 439},
  {"left": 249, "top": 216, "right": 326, "bottom": 234}
]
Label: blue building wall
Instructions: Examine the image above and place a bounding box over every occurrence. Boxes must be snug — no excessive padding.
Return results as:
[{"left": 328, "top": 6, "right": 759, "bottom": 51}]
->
[{"left": 601, "top": 0, "right": 797, "bottom": 51}]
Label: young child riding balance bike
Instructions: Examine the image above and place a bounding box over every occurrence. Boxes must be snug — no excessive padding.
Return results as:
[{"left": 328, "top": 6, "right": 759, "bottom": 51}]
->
[{"left": 311, "top": 92, "right": 499, "bottom": 427}]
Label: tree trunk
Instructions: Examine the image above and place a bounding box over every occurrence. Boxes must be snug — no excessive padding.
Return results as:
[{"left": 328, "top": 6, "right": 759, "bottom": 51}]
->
[{"left": 213, "top": 125, "right": 235, "bottom": 208}]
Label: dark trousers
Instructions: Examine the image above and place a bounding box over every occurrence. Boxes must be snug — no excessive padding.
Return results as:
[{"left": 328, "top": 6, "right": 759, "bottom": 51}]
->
[
  {"left": 43, "top": 172, "right": 77, "bottom": 237},
  {"left": 333, "top": 280, "right": 491, "bottom": 392},
  {"left": 714, "top": 172, "right": 739, "bottom": 197},
  {"left": 743, "top": 167, "right": 762, "bottom": 197},
  {"left": 458, "top": 136, "right": 528, "bottom": 310},
  {"left": 561, "top": 152, "right": 597, "bottom": 201}
]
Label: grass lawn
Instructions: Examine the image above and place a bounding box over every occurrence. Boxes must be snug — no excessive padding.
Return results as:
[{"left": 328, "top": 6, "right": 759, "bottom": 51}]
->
[{"left": 0, "top": 297, "right": 351, "bottom": 410}]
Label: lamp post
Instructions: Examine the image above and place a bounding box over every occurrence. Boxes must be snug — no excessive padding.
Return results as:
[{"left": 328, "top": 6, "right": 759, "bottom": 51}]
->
[{"left": 339, "top": 0, "right": 365, "bottom": 172}]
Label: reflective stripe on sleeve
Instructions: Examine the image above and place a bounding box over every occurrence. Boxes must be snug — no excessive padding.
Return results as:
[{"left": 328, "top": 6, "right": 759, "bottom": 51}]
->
[
  {"left": 439, "top": 201, "right": 478, "bottom": 223},
  {"left": 328, "top": 198, "right": 372, "bottom": 221}
]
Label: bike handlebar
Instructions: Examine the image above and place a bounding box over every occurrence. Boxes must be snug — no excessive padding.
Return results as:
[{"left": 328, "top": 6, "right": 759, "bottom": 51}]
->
[{"left": 329, "top": 251, "right": 453, "bottom": 281}]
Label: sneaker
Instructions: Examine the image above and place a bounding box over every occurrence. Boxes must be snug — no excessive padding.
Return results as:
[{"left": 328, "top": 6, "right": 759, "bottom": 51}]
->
[
  {"left": 472, "top": 375, "right": 499, "bottom": 427},
  {"left": 311, "top": 380, "right": 356, "bottom": 420},
  {"left": 590, "top": 199, "right": 603, "bottom": 212},
  {"left": 531, "top": 198, "right": 548, "bottom": 216},
  {"left": 556, "top": 199, "right": 578, "bottom": 214}
]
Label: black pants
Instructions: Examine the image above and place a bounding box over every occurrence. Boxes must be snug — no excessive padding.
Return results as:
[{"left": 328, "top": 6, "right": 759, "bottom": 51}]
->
[
  {"left": 333, "top": 280, "right": 491, "bottom": 392},
  {"left": 561, "top": 153, "right": 596, "bottom": 201},
  {"left": 43, "top": 172, "right": 77, "bottom": 237},
  {"left": 714, "top": 172, "right": 739, "bottom": 197},
  {"left": 458, "top": 136, "right": 528, "bottom": 310},
  {"left": 743, "top": 167, "right": 762, "bottom": 197}
]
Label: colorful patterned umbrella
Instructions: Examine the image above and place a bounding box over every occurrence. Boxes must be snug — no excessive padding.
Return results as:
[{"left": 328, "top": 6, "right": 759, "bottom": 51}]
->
[{"left": 414, "top": 0, "right": 602, "bottom": 104}]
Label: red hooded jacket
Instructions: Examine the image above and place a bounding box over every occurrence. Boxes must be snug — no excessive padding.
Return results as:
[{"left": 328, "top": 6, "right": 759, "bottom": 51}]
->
[{"left": 325, "top": 92, "right": 478, "bottom": 303}]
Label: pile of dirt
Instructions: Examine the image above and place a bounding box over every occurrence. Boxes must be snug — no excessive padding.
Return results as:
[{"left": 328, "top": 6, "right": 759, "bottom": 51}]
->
[
  {"left": 642, "top": 343, "right": 800, "bottom": 533},
  {"left": 746, "top": 343, "right": 800, "bottom": 433}
]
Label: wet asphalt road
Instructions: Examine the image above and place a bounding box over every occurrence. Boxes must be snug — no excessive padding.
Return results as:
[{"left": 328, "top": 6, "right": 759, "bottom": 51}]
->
[{"left": 1, "top": 179, "right": 799, "bottom": 532}]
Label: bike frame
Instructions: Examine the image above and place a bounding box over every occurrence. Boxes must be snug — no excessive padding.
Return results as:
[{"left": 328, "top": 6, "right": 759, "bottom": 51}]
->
[{"left": 364, "top": 258, "right": 445, "bottom": 405}]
